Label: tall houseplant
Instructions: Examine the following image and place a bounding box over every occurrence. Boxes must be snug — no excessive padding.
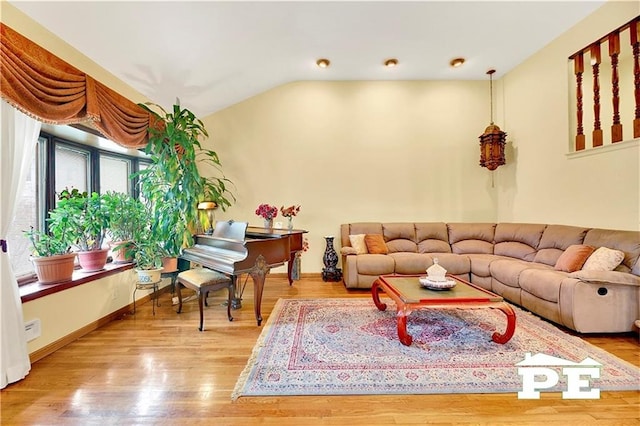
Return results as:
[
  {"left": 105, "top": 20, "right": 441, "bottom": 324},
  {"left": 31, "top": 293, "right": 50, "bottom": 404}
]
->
[{"left": 136, "top": 101, "right": 234, "bottom": 259}]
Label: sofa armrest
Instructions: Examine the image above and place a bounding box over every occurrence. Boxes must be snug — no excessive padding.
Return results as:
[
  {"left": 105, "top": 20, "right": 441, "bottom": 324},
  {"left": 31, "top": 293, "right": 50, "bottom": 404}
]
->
[
  {"left": 568, "top": 270, "right": 640, "bottom": 286},
  {"left": 340, "top": 247, "right": 358, "bottom": 256}
]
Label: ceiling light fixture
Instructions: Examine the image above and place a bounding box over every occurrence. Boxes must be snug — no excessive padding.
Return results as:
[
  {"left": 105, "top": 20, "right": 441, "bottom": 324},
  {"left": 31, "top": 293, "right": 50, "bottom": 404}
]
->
[
  {"left": 384, "top": 58, "right": 398, "bottom": 67},
  {"left": 449, "top": 57, "right": 466, "bottom": 68},
  {"left": 316, "top": 58, "right": 330, "bottom": 68}
]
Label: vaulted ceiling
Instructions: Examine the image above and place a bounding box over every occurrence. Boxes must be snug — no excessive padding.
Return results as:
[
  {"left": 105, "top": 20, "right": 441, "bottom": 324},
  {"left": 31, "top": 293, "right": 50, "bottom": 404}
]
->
[{"left": 9, "top": 1, "right": 605, "bottom": 117}]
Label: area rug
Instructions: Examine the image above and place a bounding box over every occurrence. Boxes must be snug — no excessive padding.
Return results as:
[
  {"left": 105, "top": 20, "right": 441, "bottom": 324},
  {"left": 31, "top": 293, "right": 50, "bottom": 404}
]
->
[{"left": 232, "top": 298, "right": 639, "bottom": 399}]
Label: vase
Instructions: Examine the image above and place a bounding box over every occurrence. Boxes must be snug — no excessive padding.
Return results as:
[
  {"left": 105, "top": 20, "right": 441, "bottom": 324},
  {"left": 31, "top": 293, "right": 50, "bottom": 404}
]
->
[
  {"left": 287, "top": 216, "right": 294, "bottom": 231},
  {"left": 264, "top": 218, "right": 273, "bottom": 229},
  {"left": 322, "top": 236, "right": 342, "bottom": 282}
]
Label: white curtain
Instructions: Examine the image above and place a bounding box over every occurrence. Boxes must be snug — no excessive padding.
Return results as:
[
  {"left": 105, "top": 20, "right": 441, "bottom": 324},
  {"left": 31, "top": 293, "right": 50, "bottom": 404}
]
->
[{"left": 1, "top": 100, "right": 41, "bottom": 389}]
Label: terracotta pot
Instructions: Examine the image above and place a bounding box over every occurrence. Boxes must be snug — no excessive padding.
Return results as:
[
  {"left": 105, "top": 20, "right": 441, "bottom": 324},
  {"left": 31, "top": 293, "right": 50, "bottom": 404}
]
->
[
  {"left": 110, "top": 240, "right": 134, "bottom": 264},
  {"left": 31, "top": 253, "right": 77, "bottom": 284},
  {"left": 162, "top": 257, "right": 178, "bottom": 273},
  {"left": 77, "top": 248, "right": 109, "bottom": 272}
]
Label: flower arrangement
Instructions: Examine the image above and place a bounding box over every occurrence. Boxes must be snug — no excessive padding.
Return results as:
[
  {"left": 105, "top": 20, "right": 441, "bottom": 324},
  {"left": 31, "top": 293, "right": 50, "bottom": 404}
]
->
[
  {"left": 255, "top": 203, "right": 278, "bottom": 220},
  {"left": 280, "top": 205, "right": 301, "bottom": 218}
]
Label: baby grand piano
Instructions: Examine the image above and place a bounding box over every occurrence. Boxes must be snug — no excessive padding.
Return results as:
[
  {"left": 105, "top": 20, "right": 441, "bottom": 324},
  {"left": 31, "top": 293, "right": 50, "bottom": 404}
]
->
[{"left": 180, "top": 220, "right": 307, "bottom": 325}]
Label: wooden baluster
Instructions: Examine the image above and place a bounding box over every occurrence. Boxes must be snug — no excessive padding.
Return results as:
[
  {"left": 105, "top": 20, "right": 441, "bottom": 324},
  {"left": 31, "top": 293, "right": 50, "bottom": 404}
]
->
[
  {"left": 609, "top": 32, "right": 623, "bottom": 143},
  {"left": 590, "top": 43, "right": 603, "bottom": 147},
  {"left": 631, "top": 19, "right": 640, "bottom": 139},
  {"left": 574, "top": 53, "right": 586, "bottom": 151}
]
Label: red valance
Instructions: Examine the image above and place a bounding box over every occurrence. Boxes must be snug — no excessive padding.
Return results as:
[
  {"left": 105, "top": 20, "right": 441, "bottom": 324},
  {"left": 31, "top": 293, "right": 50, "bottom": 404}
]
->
[{"left": 0, "top": 23, "right": 150, "bottom": 148}]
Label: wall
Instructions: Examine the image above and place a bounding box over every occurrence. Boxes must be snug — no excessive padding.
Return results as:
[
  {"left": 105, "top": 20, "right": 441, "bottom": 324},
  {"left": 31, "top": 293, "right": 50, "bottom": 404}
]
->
[
  {"left": 205, "top": 81, "right": 501, "bottom": 272},
  {"left": 498, "top": 1, "right": 639, "bottom": 229}
]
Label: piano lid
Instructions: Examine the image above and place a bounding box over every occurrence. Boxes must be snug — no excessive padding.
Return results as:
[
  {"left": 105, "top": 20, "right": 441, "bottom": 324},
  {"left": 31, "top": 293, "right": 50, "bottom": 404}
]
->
[{"left": 212, "top": 220, "right": 248, "bottom": 241}]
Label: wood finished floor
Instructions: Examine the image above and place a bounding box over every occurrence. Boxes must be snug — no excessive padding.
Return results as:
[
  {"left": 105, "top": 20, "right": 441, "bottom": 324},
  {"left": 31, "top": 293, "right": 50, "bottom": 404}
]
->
[{"left": 2, "top": 275, "right": 639, "bottom": 425}]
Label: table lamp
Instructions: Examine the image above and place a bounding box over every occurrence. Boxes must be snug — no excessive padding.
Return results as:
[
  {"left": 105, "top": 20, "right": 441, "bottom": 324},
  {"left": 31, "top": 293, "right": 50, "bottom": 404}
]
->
[{"left": 197, "top": 201, "right": 217, "bottom": 235}]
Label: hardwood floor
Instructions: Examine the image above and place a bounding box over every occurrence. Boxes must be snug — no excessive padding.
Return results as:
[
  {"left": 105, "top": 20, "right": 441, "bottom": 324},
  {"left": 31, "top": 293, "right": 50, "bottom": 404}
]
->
[{"left": 2, "top": 275, "right": 639, "bottom": 425}]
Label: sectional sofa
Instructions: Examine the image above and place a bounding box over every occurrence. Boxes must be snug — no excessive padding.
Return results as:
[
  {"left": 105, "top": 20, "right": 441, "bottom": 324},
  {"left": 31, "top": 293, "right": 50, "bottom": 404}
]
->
[{"left": 339, "top": 222, "right": 640, "bottom": 333}]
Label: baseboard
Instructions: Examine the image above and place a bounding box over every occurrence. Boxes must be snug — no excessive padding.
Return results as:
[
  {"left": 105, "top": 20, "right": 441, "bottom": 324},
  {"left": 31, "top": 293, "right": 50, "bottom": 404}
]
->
[{"left": 29, "top": 289, "right": 166, "bottom": 364}]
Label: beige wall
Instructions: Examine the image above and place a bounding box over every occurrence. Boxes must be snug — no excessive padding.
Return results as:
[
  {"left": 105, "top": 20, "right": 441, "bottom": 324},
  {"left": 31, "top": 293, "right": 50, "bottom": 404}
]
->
[
  {"left": 498, "top": 1, "right": 639, "bottom": 229},
  {"left": 205, "top": 80, "right": 502, "bottom": 272}
]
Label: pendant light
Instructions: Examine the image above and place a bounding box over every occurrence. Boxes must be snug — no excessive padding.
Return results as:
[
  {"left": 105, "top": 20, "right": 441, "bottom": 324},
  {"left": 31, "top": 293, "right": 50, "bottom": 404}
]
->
[{"left": 479, "top": 69, "right": 506, "bottom": 171}]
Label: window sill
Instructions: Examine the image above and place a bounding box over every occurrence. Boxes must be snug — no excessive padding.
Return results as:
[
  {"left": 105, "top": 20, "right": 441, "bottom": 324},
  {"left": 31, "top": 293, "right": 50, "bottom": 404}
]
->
[{"left": 20, "top": 262, "right": 135, "bottom": 303}]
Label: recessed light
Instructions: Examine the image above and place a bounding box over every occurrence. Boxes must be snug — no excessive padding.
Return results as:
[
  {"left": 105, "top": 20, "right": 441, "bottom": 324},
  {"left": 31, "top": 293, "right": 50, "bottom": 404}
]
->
[
  {"left": 316, "top": 58, "right": 330, "bottom": 68},
  {"left": 384, "top": 58, "right": 398, "bottom": 67},
  {"left": 449, "top": 57, "right": 465, "bottom": 68}
]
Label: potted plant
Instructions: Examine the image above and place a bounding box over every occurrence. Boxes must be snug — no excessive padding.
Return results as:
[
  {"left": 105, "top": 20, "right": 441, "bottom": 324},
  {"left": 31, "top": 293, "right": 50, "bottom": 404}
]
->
[
  {"left": 103, "top": 191, "right": 146, "bottom": 263},
  {"left": 136, "top": 100, "right": 235, "bottom": 266},
  {"left": 24, "top": 225, "right": 77, "bottom": 284},
  {"left": 132, "top": 224, "right": 165, "bottom": 284},
  {"left": 57, "top": 188, "right": 110, "bottom": 272}
]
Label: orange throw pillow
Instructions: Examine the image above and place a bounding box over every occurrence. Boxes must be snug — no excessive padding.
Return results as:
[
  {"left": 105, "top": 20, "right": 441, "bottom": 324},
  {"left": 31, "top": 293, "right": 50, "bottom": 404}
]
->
[
  {"left": 554, "top": 244, "right": 595, "bottom": 272},
  {"left": 365, "top": 234, "right": 388, "bottom": 255}
]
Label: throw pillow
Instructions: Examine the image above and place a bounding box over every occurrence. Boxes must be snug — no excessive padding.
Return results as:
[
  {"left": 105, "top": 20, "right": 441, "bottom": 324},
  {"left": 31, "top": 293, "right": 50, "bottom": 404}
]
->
[
  {"left": 365, "top": 234, "right": 389, "bottom": 255},
  {"left": 582, "top": 246, "right": 625, "bottom": 271},
  {"left": 349, "top": 234, "right": 368, "bottom": 254},
  {"left": 554, "top": 244, "right": 595, "bottom": 272}
]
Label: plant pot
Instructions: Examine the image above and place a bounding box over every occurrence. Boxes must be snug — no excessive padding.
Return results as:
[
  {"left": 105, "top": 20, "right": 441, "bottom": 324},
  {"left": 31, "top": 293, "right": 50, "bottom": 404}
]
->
[
  {"left": 136, "top": 268, "right": 163, "bottom": 285},
  {"left": 31, "top": 253, "right": 77, "bottom": 284},
  {"left": 110, "top": 240, "right": 134, "bottom": 264},
  {"left": 162, "top": 256, "right": 178, "bottom": 273},
  {"left": 77, "top": 248, "right": 109, "bottom": 272}
]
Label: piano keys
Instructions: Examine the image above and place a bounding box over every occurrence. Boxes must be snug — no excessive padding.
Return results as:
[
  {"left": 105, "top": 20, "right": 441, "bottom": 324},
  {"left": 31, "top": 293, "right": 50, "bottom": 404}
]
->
[{"left": 180, "top": 220, "right": 307, "bottom": 325}]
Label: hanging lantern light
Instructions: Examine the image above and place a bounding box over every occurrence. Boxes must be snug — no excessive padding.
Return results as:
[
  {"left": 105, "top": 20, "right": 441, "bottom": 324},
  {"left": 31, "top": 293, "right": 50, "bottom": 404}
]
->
[{"left": 479, "top": 69, "right": 506, "bottom": 171}]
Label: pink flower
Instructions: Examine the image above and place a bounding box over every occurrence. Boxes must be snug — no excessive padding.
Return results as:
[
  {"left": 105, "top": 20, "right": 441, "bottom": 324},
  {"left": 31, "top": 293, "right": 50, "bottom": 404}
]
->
[{"left": 255, "top": 203, "right": 278, "bottom": 220}]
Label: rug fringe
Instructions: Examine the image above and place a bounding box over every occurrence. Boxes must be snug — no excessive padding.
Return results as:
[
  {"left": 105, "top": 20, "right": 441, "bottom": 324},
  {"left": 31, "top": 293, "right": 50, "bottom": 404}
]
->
[{"left": 231, "top": 298, "right": 284, "bottom": 401}]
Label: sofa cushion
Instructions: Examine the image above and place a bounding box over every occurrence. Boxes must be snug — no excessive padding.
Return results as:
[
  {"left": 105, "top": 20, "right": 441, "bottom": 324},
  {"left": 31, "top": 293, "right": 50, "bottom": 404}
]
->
[
  {"left": 554, "top": 244, "right": 596, "bottom": 272},
  {"left": 416, "top": 223, "right": 451, "bottom": 253},
  {"left": 365, "top": 234, "right": 389, "bottom": 254},
  {"left": 387, "top": 239, "right": 418, "bottom": 253},
  {"left": 448, "top": 223, "right": 495, "bottom": 254},
  {"left": 534, "top": 225, "right": 589, "bottom": 266},
  {"left": 349, "top": 234, "right": 368, "bottom": 254},
  {"left": 582, "top": 246, "right": 625, "bottom": 271},
  {"left": 356, "top": 254, "right": 395, "bottom": 276},
  {"left": 390, "top": 253, "right": 432, "bottom": 275},
  {"left": 467, "top": 254, "right": 508, "bottom": 277},
  {"left": 490, "top": 259, "right": 549, "bottom": 288},
  {"left": 519, "top": 268, "right": 566, "bottom": 303},
  {"left": 427, "top": 253, "right": 471, "bottom": 275},
  {"left": 494, "top": 223, "right": 546, "bottom": 261}
]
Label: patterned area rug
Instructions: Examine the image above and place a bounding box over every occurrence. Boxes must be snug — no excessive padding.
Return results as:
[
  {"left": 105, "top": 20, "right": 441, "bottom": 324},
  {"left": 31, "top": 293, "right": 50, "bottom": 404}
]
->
[{"left": 232, "top": 298, "right": 639, "bottom": 399}]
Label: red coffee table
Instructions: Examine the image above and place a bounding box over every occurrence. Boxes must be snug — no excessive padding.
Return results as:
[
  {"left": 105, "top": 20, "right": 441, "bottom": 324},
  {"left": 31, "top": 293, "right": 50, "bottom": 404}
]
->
[{"left": 371, "top": 274, "right": 516, "bottom": 346}]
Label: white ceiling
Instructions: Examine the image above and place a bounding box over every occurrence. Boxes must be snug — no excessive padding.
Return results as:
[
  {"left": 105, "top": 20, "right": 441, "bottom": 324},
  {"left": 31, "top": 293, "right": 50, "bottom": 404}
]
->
[{"left": 9, "top": 1, "right": 605, "bottom": 117}]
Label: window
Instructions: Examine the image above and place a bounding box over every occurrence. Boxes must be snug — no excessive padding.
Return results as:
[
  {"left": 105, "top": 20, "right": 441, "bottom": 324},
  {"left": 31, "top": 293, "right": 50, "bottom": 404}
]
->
[{"left": 8, "top": 125, "right": 150, "bottom": 282}]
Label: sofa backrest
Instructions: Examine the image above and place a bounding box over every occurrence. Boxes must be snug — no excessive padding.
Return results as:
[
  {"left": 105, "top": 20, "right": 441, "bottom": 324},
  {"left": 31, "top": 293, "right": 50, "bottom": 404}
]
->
[
  {"left": 494, "top": 223, "right": 546, "bottom": 261},
  {"left": 533, "top": 224, "right": 590, "bottom": 266},
  {"left": 415, "top": 222, "right": 451, "bottom": 253},
  {"left": 584, "top": 228, "right": 640, "bottom": 274},
  {"left": 383, "top": 223, "right": 418, "bottom": 253},
  {"left": 447, "top": 223, "right": 495, "bottom": 254}
]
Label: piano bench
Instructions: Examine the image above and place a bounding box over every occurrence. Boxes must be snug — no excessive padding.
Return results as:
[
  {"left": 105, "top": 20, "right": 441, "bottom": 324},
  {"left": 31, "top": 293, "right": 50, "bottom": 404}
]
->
[{"left": 176, "top": 268, "right": 235, "bottom": 331}]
